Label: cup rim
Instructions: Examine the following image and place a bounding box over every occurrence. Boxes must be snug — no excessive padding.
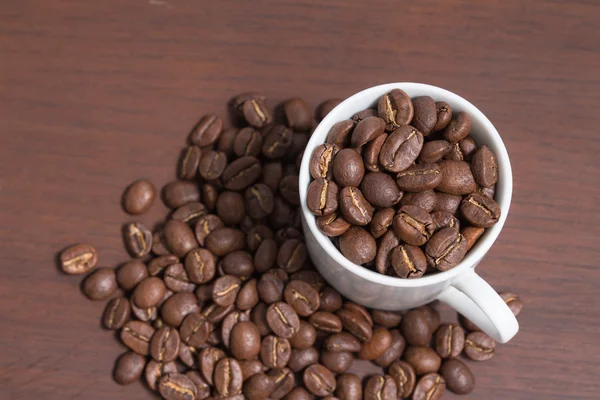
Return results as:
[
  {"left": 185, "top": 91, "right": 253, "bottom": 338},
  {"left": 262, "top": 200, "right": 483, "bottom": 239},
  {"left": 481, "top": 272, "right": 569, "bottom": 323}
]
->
[{"left": 299, "top": 82, "right": 512, "bottom": 288}]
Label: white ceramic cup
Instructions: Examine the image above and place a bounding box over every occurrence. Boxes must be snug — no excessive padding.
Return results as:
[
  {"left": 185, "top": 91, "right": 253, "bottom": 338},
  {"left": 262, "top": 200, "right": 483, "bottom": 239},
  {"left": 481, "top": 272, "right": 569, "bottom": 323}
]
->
[{"left": 299, "top": 82, "right": 518, "bottom": 343}]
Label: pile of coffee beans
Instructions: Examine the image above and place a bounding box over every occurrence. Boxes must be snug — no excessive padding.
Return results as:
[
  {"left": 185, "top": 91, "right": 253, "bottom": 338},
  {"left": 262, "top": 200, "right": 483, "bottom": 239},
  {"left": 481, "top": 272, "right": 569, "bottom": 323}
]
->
[
  {"left": 58, "top": 92, "right": 521, "bottom": 399},
  {"left": 307, "top": 89, "right": 501, "bottom": 278}
]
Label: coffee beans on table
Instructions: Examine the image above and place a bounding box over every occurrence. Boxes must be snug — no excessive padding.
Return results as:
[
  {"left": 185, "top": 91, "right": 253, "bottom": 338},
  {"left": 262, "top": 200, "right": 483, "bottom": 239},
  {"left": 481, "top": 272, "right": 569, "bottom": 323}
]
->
[{"left": 58, "top": 91, "right": 521, "bottom": 399}]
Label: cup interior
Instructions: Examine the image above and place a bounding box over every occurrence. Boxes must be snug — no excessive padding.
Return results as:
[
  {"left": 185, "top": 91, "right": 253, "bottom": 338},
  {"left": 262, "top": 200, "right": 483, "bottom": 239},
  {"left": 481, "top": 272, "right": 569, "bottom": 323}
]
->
[{"left": 299, "top": 83, "right": 513, "bottom": 287}]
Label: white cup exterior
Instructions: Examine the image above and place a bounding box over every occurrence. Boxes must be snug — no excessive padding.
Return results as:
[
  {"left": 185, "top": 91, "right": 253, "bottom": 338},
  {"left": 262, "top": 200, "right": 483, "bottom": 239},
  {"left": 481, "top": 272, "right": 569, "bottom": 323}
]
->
[{"left": 299, "top": 83, "right": 519, "bottom": 343}]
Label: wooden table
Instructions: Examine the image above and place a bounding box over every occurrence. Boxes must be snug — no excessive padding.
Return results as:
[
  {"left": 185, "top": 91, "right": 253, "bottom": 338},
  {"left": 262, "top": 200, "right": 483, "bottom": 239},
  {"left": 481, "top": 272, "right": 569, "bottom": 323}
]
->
[{"left": 1, "top": 1, "right": 599, "bottom": 398}]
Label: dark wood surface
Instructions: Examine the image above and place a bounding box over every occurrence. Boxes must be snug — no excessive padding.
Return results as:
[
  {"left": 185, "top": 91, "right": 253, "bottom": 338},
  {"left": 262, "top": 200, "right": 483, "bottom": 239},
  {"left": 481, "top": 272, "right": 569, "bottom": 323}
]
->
[{"left": 1, "top": 1, "right": 599, "bottom": 399}]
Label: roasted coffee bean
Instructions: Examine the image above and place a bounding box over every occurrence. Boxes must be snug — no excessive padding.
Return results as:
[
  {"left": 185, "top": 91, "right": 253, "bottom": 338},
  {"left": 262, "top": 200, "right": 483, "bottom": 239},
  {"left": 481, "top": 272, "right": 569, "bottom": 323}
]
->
[
  {"left": 117, "top": 260, "right": 148, "bottom": 290},
  {"left": 444, "top": 141, "right": 465, "bottom": 162},
  {"left": 364, "top": 375, "right": 397, "bottom": 400},
  {"left": 400, "top": 308, "right": 432, "bottom": 346},
  {"left": 199, "top": 347, "right": 226, "bottom": 385},
  {"left": 194, "top": 215, "right": 224, "bottom": 247},
  {"left": 400, "top": 189, "right": 437, "bottom": 212},
  {"left": 309, "top": 311, "right": 342, "bottom": 333},
  {"left": 123, "top": 179, "right": 157, "bottom": 215},
  {"left": 216, "top": 191, "right": 246, "bottom": 225},
  {"left": 439, "top": 359, "right": 475, "bottom": 394},
  {"left": 179, "top": 312, "right": 210, "bottom": 347},
  {"left": 212, "top": 275, "right": 242, "bottom": 306},
  {"left": 266, "top": 302, "right": 300, "bottom": 338},
  {"left": 412, "top": 374, "right": 446, "bottom": 400},
  {"left": 374, "top": 329, "right": 406, "bottom": 368},
  {"left": 375, "top": 230, "right": 400, "bottom": 274},
  {"left": 184, "top": 248, "right": 216, "bottom": 284},
  {"left": 189, "top": 114, "right": 223, "bottom": 147},
  {"left": 179, "top": 146, "right": 202, "bottom": 180},
  {"left": 232, "top": 127, "right": 262, "bottom": 157},
  {"left": 425, "top": 227, "right": 467, "bottom": 271},
  {"left": 213, "top": 358, "right": 243, "bottom": 397},
  {"left": 333, "top": 148, "right": 365, "bottom": 187},
  {"left": 131, "top": 299, "right": 158, "bottom": 322},
  {"left": 419, "top": 140, "right": 451, "bottom": 164},
  {"left": 461, "top": 193, "right": 501, "bottom": 228},
  {"left": 371, "top": 310, "right": 402, "bottom": 328},
  {"left": 396, "top": 163, "right": 442, "bottom": 192},
  {"left": 262, "top": 125, "right": 293, "bottom": 159},
  {"left": 171, "top": 202, "right": 207, "bottom": 225},
  {"left": 404, "top": 346, "right": 442, "bottom": 375},
  {"left": 163, "top": 181, "right": 201, "bottom": 209},
  {"left": 379, "top": 125, "right": 424, "bottom": 172},
  {"left": 186, "top": 371, "right": 211, "bottom": 399},
  {"left": 368, "top": 208, "right": 394, "bottom": 239},
  {"left": 240, "top": 360, "right": 266, "bottom": 382},
  {"left": 103, "top": 297, "right": 130, "bottom": 330},
  {"left": 309, "top": 143, "right": 339, "bottom": 180},
  {"left": 306, "top": 178, "right": 338, "bottom": 217},
  {"left": 435, "top": 323, "right": 465, "bottom": 359},
  {"left": 123, "top": 222, "right": 153, "bottom": 258},
  {"left": 284, "top": 280, "right": 320, "bottom": 317},
  {"left": 244, "top": 183, "right": 274, "bottom": 219},
  {"left": 258, "top": 273, "right": 285, "bottom": 304},
  {"left": 339, "top": 187, "right": 373, "bottom": 226},
  {"left": 162, "top": 263, "right": 193, "bottom": 292},
  {"left": 145, "top": 360, "right": 178, "bottom": 391},
  {"left": 243, "top": 373, "right": 275, "bottom": 400},
  {"left": 460, "top": 136, "right": 478, "bottom": 160},
  {"left": 337, "top": 306, "right": 372, "bottom": 342},
  {"left": 221, "top": 310, "right": 250, "bottom": 348},
  {"left": 268, "top": 196, "right": 292, "bottom": 230},
  {"left": 326, "top": 119, "right": 356, "bottom": 148},
  {"left": 114, "top": 351, "right": 146, "bottom": 385},
  {"left": 268, "top": 368, "right": 295, "bottom": 399},
  {"left": 393, "top": 205, "right": 434, "bottom": 246},
  {"left": 321, "top": 350, "right": 354, "bottom": 374},
  {"left": 82, "top": 267, "right": 117, "bottom": 300},
  {"left": 389, "top": 360, "right": 416, "bottom": 398},
  {"left": 283, "top": 98, "right": 312, "bottom": 132},
  {"left": 147, "top": 254, "right": 178, "bottom": 277},
  {"left": 217, "top": 127, "right": 238, "bottom": 157},
  {"left": 358, "top": 327, "right": 392, "bottom": 360},
  {"left": 500, "top": 291, "right": 524, "bottom": 316},
  {"left": 60, "top": 243, "right": 98, "bottom": 275},
  {"left": 222, "top": 156, "right": 261, "bottom": 190},
  {"left": 391, "top": 244, "right": 427, "bottom": 279},
  {"left": 277, "top": 239, "right": 307, "bottom": 273},
  {"left": 304, "top": 364, "right": 336, "bottom": 397},
  {"left": 351, "top": 116, "right": 385, "bottom": 147},
  {"left": 261, "top": 162, "right": 283, "bottom": 195},
  {"left": 360, "top": 172, "right": 402, "bottom": 208},
  {"left": 316, "top": 98, "right": 342, "bottom": 121},
  {"left": 285, "top": 387, "right": 314, "bottom": 400},
  {"left": 290, "top": 271, "right": 324, "bottom": 292},
  {"left": 164, "top": 220, "right": 198, "bottom": 258},
  {"left": 433, "top": 102, "right": 452, "bottom": 131},
  {"left": 247, "top": 225, "right": 273, "bottom": 252},
  {"left": 289, "top": 320, "right": 318, "bottom": 350},
  {"left": 411, "top": 96, "right": 437, "bottom": 135},
  {"left": 242, "top": 97, "right": 272, "bottom": 129},
  {"left": 433, "top": 192, "right": 462, "bottom": 214},
  {"left": 363, "top": 132, "right": 387, "bottom": 172},
  {"left": 202, "top": 303, "right": 235, "bottom": 324},
  {"left": 205, "top": 228, "right": 245, "bottom": 256},
  {"left": 437, "top": 160, "right": 477, "bottom": 195},
  {"left": 160, "top": 292, "right": 200, "bottom": 327},
  {"left": 253, "top": 238, "right": 277, "bottom": 273},
  {"left": 339, "top": 226, "right": 376, "bottom": 265},
  {"left": 461, "top": 225, "right": 485, "bottom": 251},
  {"left": 159, "top": 372, "right": 197, "bottom": 400},
  {"left": 221, "top": 251, "right": 254, "bottom": 278},
  {"left": 464, "top": 331, "right": 496, "bottom": 361},
  {"left": 202, "top": 184, "right": 219, "bottom": 212},
  {"left": 235, "top": 279, "right": 259, "bottom": 310},
  {"left": 317, "top": 212, "right": 351, "bottom": 237},
  {"left": 149, "top": 325, "right": 180, "bottom": 363},
  {"left": 228, "top": 320, "right": 261, "bottom": 360},
  {"left": 378, "top": 89, "right": 413, "bottom": 130},
  {"left": 121, "top": 320, "right": 155, "bottom": 355},
  {"left": 335, "top": 373, "right": 362, "bottom": 400},
  {"left": 133, "top": 277, "right": 167, "bottom": 308},
  {"left": 261, "top": 335, "right": 292, "bottom": 369},
  {"left": 316, "top": 288, "right": 341, "bottom": 313},
  {"left": 289, "top": 347, "right": 319, "bottom": 372},
  {"left": 443, "top": 112, "right": 471, "bottom": 143},
  {"left": 431, "top": 210, "right": 460, "bottom": 232}
]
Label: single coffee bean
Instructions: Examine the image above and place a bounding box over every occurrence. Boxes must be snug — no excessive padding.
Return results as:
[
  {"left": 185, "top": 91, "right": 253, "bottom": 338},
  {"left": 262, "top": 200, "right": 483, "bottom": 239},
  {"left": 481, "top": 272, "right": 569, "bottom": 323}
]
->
[
  {"left": 404, "top": 346, "right": 442, "bottom": 375},
  {"left": 236, "top": 279, "right": 259, "bottom": 310},
  {"left": 243, "top": 373, "right": 275, "bottom": 400},
  {"left": 461, "top": 193, "right": 501, "bottom": 228},
  {"left": 364, "top": 375, "right": 397, "bottom": 400},
  {"left": 123, "top": 222, "right": 153, "bottom": 258},
  {"left": 221, "top": 156, "right": 261, "bottom": 190},
  {"left": 164, "top": 219, "right": 198, "bottom": 258},
  {"left": 339, "top": 226, "right": 376, "bottom": 265},
  {"left": 189, "top": 114, "right": 223, "bottom": 147},
  {"left": 435, "top": 323, "right": 465, "bottom": 359},
  {"left": 321, "top": 350, "right": 354, "bottom": 374},
  {"left": 316, "top": 98, "right": 342, "bottom": 121},
  {"left": 326, "top": 119, "right": 356, "bottom": 148},
  {"left": 146, "top": 255, "right": 176, "bottom": 278},
  {"left": 286, "top": 322, "right": 316, "bottom": 352},
  {"left": 371, "top": 310, "right": 402, "bottom": 328},
  {"left": 212, "top": 275, "right": 242, "bottom": 307},
  {"left": 121, "top": 320, "right": 155, "bottom": 355},
  {"left": 202, "top": 183, "right": 219, "bottom": 212},
  {"left": 213, "top": 358, "right": 243, "bottom": 397},
  {"left": 391, "top": 244, "right": 427, "bottom": 279},
  {"left": 261, "top": 335, "right": 292, "bottom": 369},
  {"left": 103, "top": 297, "right": 130, "bottom": 330},
  {"left": 216, "top": 191, "right": 246, "bottom": 225},
  {"left": 284, "top": 280, "right": 320, "bottom": 317},
  {"left": 419, "top": 140, "right": 451, "bottom": 164},
  {"left": 369, "top": 208, "right": 394, "bottom": 239},
  {"left": 262, "top": 125, "right": 293, "bottom": 159},
  {"left": 363, "top": 132, "right": 387, "bottom": 172},
  {"left": 317, "top": 211, "right": 351, "bottom": 237},
  {"left": 116, "top": 260, "right": 148, "bottom": 290},
  {"left": 145, "top": 360, "right": 178, "bottom": 391},
  {"left": 439, "top": 358, "right": 475, "bottom": 395},
  {"left": 411, "top": 96, "right": 437, "bottom": 135},
  {"left": 425, "top": 227, "right": 467, "bottom": 271},
  {"left": 396, "top": 163, "right": 442, "bottom": 192},
  {"left": 221, "top": 310, "right": 250, "bottom": 348},
  {"left": 133, "top": 277, "right": 167, "bottom": 309},
  {"left": 266, "top": 302, "right": 300, "bottom": 338},
  {"left": 337, "top": 307, "right": 372, "bottom": 342},
  {"left": 267, "top": 368, "right": 295, "bottom": 399},
  {"left": 82, "top": 267, "right": 117, "bottom": 300},
  {"left": 412, "top": 374, "right": 446, "bottom": 400},
  {"left": 198, "top": 347, "right": 226, "bottom": 385},
  {"left": 221, "top": 251, "right": 254, "bottom": 278},
  {"left": 178, "top": 146, "right": 202, "bottom": 180},
  {"left": 433, "top": 101, "right": 452, "bottom": 131},
  {"left": 400, "top": 189, "right": 437, "bottom": 212},
  {"left": 433, "top": 192, "right": 462, "bottom": 214},
  {"left": 358, "top": 327, "right": 392, "bottom": 360},
  {"left": 179, "top": 312, "right": 210, "bottom": 347},
  {"left": 114, "top": 351, "right": 146, "bottom": 385},
  {"left": 60, "top": 243, "right": 98, "bottom": 275},
  {"left": 240, "top": 360, "right": 266, "bottom": 382},
  {"left": 335, "top": 373, "right": 362, "bottom": 400},
  {"left": 242, "top": 97, "right": 272, "bottom": 129},
  {"left": 217, "top": 126, "right": 238, "bottom": 157},
  {"left": 205, "top": 227, "right": 245, "bottom": 256},
  {"left": 171, "top": 202, "right": 207, "bottom": 225},
  {"left": 461, "top": 225, "right": 485, "bottom": 251},
  {"left": 158, "top": 372, "right": 197, "bottom": 400},
  {"left": 464, "top": 331, "right": 496, "bottom": 361},
  {"left": 123, "top": 179, "right": 157, "bottom": 215},
  {"left": 339, "top": 187, "right": 373, "bottom": 226},
  {"left": 244, "top": 183, "right": 274, "bottom": 219},
  {"left": 258, "top": 273, "right": 285, "bottom": 304},
  {"left": 277, "top": 239, "right": 307, "bottom": 273},
  {"left": 233, "top": 127, "right": 263, "bottom": 157},
  {"left": 351, "top": 116, "right": 385, "bottom": 147},
  {"left": 459, "top": 136, "right": 478, "bottom": 160},
  {"left": 307, "top": 178, "right": 339, "bottom": 217},
  {"left": 184, "top": 248, "right": 216, "bottom": 284},
  {"left": 150, "top": 231, "right": 170, "bottom": 258},
  {"left": 431, "top": 210, "right": 460, "bottom": 232},
  {"left": 268, "top": 196, "right": 292, "bottom": 230},
  {"left": 254, "top": 238, "right": 278, "bottom": 273},
  {"left": 163, "top": 180, "right": 201, "bottom": 209},
  {"left": 443, "top": 112, "right": 471, "bottom": 143},
  {"left": 375, "top": 230, "right": 400, "bottom": 274},
  {"left": 400, "top": 308, "right": 432, "bottom": 346},
  {"left": 437, "top": 160, "right": 477, "bottom": 195},
  {"left": 500, "top": 291, "right": 524, "bottom": 317},
  {"left": 186, "top": 371, "right": 211, "bottom": 399},
  {"left": 249, "top": 305, "right": 269, "bottom": 336},
  {"left": 309, "top": 143, "right": 339, "bottom": 180},
  {"left": 288, "top": 347, "right": 319, "bottom": 372},
  {"left": 160, "top": 292, "right": 200, "bottom": 327},
  {"left": 380, "top": 125, "right": 424, "bottom": 173},
  {"left": 374, "top": 329, "right": 406, "bottom": 368},
  {"left": 260, "top": 163, "right": 282, "bottom": 196},
  {"left": 247, "top": 225, "right": 273, "bottom": 252},
  {"left": 283, "top": 98, "right": 312, "bottom": 132},
  {"left": 150, "top": 325, "right": 180, "bottom": 363},
  {"left": 393, "top": 205, "right": 434, "bottom": 246},
  {"left": 304, "top": 364, "right": 336, "bottom": 397},
  {"left": 389, "top": 360, "right": 416, "bottom": 398},
  {"left": 228, "top": 320, "right": 261, "bottom": 361},
  {"left": 333, "top": 148, "right": 365, "bottom": 187},
  {"left": 323, "top": 332, "right": 361, "bottom": 353},
  {"left": 309, "top": 311, "right": 343, "bottom": 333},
  {"left": 378, "top": 89, "right": 413, "bottom": 131},
  {"left": 360, "top": 172, "right": 402, "bottom": 208}
]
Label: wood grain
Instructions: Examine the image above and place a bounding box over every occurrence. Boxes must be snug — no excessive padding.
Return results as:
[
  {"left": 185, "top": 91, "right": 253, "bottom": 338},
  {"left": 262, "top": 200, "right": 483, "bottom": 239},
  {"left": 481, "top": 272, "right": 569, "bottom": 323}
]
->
[{"left": 1, "top": 0, "right": 599, "bottom": 398}]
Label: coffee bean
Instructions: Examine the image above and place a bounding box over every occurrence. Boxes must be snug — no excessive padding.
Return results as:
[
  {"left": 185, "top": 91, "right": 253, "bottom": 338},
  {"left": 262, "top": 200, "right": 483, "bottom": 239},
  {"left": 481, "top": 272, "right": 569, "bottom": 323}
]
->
[
  {"left": 379, "top": 125, "right": 424, "bottom": 172},
  {"left": 158, "top": 372, "right": 198, "bottom": 400},
  {"left": 239, "top": 360, "right": 266, "bottom": 382},
  {"left": 374, "top": 329, "right": 406, "bottom": 368},
  {"left": 307, "top": 178, "right": 339, "bottom": 217},
  {"left": 164, "top": 220, "right": 198, "bottom": 258},
  {"left": 198, "top": 151, "right": 227, "bottom": 181},
  {"left": 244, "top": 183, "right": 274, "bottom": 219},
  {"left": 337, "top": 306, "right": 372, "bottom": 342},
  {"left": 243, "top": 373, "right": 275, "bottom": 400},
  {"left": 412, "top": 373, "right": 446, "bottom": 400},
  {"left": 392, "top": 205, "right": 434, "bottom": 246},
  {"left": 262, "top": 125, "right": 293, "bottom": 159},
  {"left": 309, "top": 144, "right": 339, "bottom": 180},
  {"left": 247, "top": 225, "right": 273, "bottom": 252},
  {"left": 217, "top": 127, "right": 238, "bottom": 157},
  {"left": 400, "top": 308, "right": 432, "bottom": 346},
  {"left": 116, "top": 260, "right": 148, "bottom": 290},
  {"left": 213, "top": 358, "right": 244, "bottom": 397},
  {"left": 333, "top": 148, "right": 365, "bottom": 187},
  {"left": 375, "top": 230, "right": 400, "bottom": 274},
  {"left": 459, "top": 136, "right": 478, "bottom": 160},
  {"left": 171, "top": 202, "right": 207, "bottom": 225},
  {"left": 220, "top": 310, "right": 250, "bottom": 348},
  {"left": 123, "top": 222, "right": 153, "bottom": 258},
  {"left": 183, "top": 248, "right": 215, "bottom": 284},
  {"left": 418, "top": 305, "right": 441, "bottom": 332},
  {"left": 369, "top": 208, "right": 394, "bottom": 239},
  {"left": 391, "top": 244, "right": 427, "bottom": 279},
  {"left": 360, "top": 172, "right": 402, "bottom": 208},
  {"left": 431, "top": 210, "right": 460, "bottom": 232},
  {"left": 145, "top": 360, "right": 178, "bottom": 391},
  {"left": 334, "top": 373, "right": 362, "bottom": 400},
  {"left": 232, "top": 127, "right": 262, "bottom": 158},
  {"left": 178, "top": 146, "right": 202, "bottom": 180},
  {"left": 149, "top": 325, "right": 180, "bottom": 363},
  {"left": 201, "top": 184, "right": 219, "bottom": 212},
  {"left": 260, "top": 335, "right": 291, "bottom": 369},
  {"left": 234, "top": 279, "right": 258, "bottom": 311},
  {"left": 431, "top": 101, "right": 452, "bottom": 131},
  {"left": 362, "top": 132, "right": 387, "bottom": 172},
  {"left": 326, "top": 120, "right": 355, "bottom": 148},
  {"left": 285, "top": 321, "right": 315, "bottom": 350},
  {"left": 163, "top": 181, "right": 201, "bottom": 209},
  {"left": 411, "top": 96, "right": 437, "bottom": 135},
  {"left": 284, "top": 280, "right": 320, "bottom": 317},
  {"left": 400, "top": 189, "right": 437, "bottom": 212},
  {"left": 404, "top": 346, "right": 441, "bottom": 375},
  {"left": 461, "top": 225, "right": 485, "bottom": 251},
  {"left": 285, "top": 387, "right": 313, "bottom": 400},
  {"left": 370, "top": 309, "right": 402, "bottom": 328},
  {"left": 123, "top": 179, "right": 157, "bottom": 215},
  {"left": 114, "top": 351, "right": 146, "bottom": 385},
  {"left": 339, "top": 226, "right": 376, "bottom": 265},
  {"left": 316, "top": 98, "right": 342, "bottom": 121},
  {"left": 339, "top": 187, "right": 373, "bottom": 226},
  {"left": 267, "top": 367, "right": 295, "bottom": 399},
  {"left": 221, "top": 251, "right": 254, "bottom": 279},
  {"left": 378, "top": 89, "right": 414, "bottom": 131},
  {"left": 317, "top": 211, "right": 351, "bottom": 237},
  {"left": 282, "top": 98, "right": 312, "bottom": 132},
  {"left": 261, "top": 163, "right": 283, "bottom": 195},
  {"left": 288, "top": 347, "right": 319, "bottom": 372},
  {"left": 364, "top": 375, "right": 397, "bottom": 400},
  {"left": 351, "top": 116, "right": 385, "bottom": 147},
  {"left": 185, "top": 371, "right": 211, "bottom": 399},
  {"left": 358, "top": 327, "right": 392, "bottom": 361},
  {"left": 500, "top": 291, "right": 524, "bottom": 317},
  {"left": 277, "top": 239, "right": 307, "bottom": 273},
  {"left": 179, "top": 312, "right": 210, "bottom": 348},
  {"left": 226, "top": 320, "right": 260, "bottom": 361},
  {"left": 205, "top": 227, "right": 245, "bottom": 256},
  {"left": 82, "top": 267, "right": 117, "bottom": 300},
  {"left": 389, "top": 361, "right": 417, "bottom": 398},
  {"left": 321, "top": 350, "right": 354, "bottom": 374},
  {"left": 266, "top": 302, "right": 300, "bottom": 338},
  {"left": 189, "top": 114, "right": 223, "bottom": 147},
  {"left": 435, "top": 323, "right": 465, "bottom": 359},
  {"left": 60, "top": 243, "right": 98, "bottom": 275},
  {"left": 419, "top": 140, "right": 451, "bottom": 164},
  {"left": 103, "top": 297, "right": 130, "bottom": 330},
  {"left": 160, "top": 292, "right": 200, "bottom": 327},
  {"left": 464, "top": 331, "right": 496, "bottom": 361},
  {"left": 222, "top": 156, "right": 262, "bottom": 190},
  {"left": 198, "top": 347, "right": 226, "bottom": 385},
  {"left": 211, "top": 275, "right": 242, "bottom": 306},
  {"left": 309, "top": 311, "right": 342, "bottom": 333},
  {"left": 131, "top": 299, "right": 158, "bottom": 322},
  {"left": 436, "top": 159, "right": 477, "bottom": 195},
  {"left": 443, "top": 112, "right": 471, "bottom": 143},
  {"left": 304, "top": 364, "right": 336, "bottom": 397},
  {"left": 253, "top": 238, "right": 277, "bottom": 273},
  {"left": 257, "top": 273, "right": 284, "bottom": 304},
  {"left": 121, "top": 320, "right": 155, "bottom": 355},
  {"left": 425, "top": 227, "right": 467, "bottom": 271},
  {"left": 215, "top": 191, "right": 246, "bottom": 225},
  {"left": 461, "top": 193, "right": 501, "bottom": 228},
  {"left": 433, "top": 192, "right": 461, "bottom": 214},
  {"left": 145, "top": 254, "right": 175, "bottom": 278},
  {"left": 133, "top": 277, "right": 167, "bottom": 309},
  {"left": 439, "top": 358, "right": 475, "bottom": 395},
  {"left": 396, "top": 163, "right": 442, "bottom": 192}
]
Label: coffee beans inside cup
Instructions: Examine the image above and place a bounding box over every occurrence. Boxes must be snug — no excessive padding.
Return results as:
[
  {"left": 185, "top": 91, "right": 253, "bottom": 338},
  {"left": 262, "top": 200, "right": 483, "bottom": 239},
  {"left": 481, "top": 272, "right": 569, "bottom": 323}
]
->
[
  {"left": 58, "top": 92, "right": 520, "bottom": 399},
  {"left": 308, "top": 88, "right": 501, "bottom": 278}
]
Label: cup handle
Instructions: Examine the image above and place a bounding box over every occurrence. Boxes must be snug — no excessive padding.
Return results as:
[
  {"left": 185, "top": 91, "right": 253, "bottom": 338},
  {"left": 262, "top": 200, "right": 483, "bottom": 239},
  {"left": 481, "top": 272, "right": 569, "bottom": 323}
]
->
[{"left": 437, "top": 270, "right": 519, "bottom": 343}]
